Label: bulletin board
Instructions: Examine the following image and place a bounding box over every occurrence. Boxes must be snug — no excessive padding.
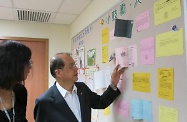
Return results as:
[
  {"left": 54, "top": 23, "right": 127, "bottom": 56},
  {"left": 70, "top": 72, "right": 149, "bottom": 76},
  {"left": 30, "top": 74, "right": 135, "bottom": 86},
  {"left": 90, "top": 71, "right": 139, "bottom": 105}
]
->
[{"left": 71, "top": 0, "right": 187, "bottom": 122}]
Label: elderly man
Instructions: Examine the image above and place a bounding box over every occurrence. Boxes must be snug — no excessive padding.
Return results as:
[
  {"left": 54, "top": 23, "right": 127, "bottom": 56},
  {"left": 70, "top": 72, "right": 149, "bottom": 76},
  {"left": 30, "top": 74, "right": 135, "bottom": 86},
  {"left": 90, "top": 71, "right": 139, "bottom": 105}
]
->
[{"left": 34, "top": 52, "right": 125, "bottom": 122}]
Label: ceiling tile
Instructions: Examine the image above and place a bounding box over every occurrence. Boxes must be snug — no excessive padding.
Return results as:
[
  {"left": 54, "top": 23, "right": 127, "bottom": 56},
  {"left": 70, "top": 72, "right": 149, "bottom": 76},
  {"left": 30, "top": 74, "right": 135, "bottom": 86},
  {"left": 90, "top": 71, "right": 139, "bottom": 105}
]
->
[
  {"left": 13, "top": 0, "right": 63, "bottom": 12},
  {"left": 53, "top": 13, "right": 77, "bottom": 25},
  {"left": 59, "top": 0, "right": 92, "bottom": 14},
  {"left": 0, "top": 0, "right": 93, "bottom": 25},
  {"left": 0, "top": 7, "right": 14, "bottom": 20},
  {"left": 0, "top": 0, "right": 12, "bottom": 7}
]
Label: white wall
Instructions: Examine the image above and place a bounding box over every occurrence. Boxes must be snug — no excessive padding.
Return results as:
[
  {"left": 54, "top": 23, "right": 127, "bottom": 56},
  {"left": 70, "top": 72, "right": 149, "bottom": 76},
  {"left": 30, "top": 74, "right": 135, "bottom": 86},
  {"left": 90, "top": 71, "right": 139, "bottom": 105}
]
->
[
  {"left": 0, "top": 20, "right": 70, "bottom": 87},
  {"left": 70, "top": 0, "right": 122, "bottom": 38}
]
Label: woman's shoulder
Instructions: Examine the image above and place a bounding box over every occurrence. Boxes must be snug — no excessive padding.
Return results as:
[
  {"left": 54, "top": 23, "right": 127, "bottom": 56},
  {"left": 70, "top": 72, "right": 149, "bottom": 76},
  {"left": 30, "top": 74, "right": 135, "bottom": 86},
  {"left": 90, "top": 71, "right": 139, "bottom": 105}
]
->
[
  {"left": 13, "top": 83, "right": 27, "bottom": 105},
  {"left": 13, "top": 83, "right": 27, "bottom": 92},
  {"left": 13, "top": 83, "right": 27, "bottom": 97}
]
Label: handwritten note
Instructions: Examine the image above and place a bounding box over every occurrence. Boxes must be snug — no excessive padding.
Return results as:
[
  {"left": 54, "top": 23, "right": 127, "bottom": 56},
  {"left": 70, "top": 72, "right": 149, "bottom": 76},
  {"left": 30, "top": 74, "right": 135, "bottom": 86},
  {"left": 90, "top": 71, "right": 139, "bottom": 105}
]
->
[
  {"left": 115, "top": 100, "right": 130, "bottom": 118},
  {"left": 104, "top": 66, "right": 111, "bottom": 86},
  {"left": 159, "top": 105, "right": 178, "bottom": 122},
  {"left": 131, "top": 99, "right": 143, "bottom": 119},
  {"left": 102, "top": 27, "right": 109, "bottom": 44},
  {"left": 132, "top": 73, "right": 150, "bottom": 93},
  {"left": 136, "top": 10, "right": 150, "bottom": 31},
  {"left": 115, "top": 46, "right": 128, "bottom": 68},
  {"left": 156, "top": 28, "right": 183, "bottom": 57},
  {"left": 131, "top": 99, "right": 152, "bottom": 122},
  {"left": 140, "top": 37, "right": 155, "bottom": 65},
  {"left": 102, "top": 45, "right": 109, "bottom": 63},
  {"left": 94, "top": 68, "right": 111, "bottom": 90},
  {"left": 85, "top": 67, "right": 99, "bottom": 76},
  {"left": 154, "top": 0, "right": 181, "bottom": 25},
  {"left": 158, "top": 68, "right": 174, "bottom": 100},
  {"left": 128, "top": 45, "right": 137, "bottom": 67},
  {"left": 94, "top": 70, "right": 106, "bottom": 90},
  {"left": 143, "top": 100, "right": 152, "bottom": 121}
]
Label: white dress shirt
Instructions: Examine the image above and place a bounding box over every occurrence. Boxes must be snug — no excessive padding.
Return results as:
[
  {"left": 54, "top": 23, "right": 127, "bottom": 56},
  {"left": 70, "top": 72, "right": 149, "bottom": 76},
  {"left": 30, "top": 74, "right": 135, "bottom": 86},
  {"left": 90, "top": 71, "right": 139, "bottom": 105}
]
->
[{"left": 56, "top": 82, "right": 82, "bottom": 122}]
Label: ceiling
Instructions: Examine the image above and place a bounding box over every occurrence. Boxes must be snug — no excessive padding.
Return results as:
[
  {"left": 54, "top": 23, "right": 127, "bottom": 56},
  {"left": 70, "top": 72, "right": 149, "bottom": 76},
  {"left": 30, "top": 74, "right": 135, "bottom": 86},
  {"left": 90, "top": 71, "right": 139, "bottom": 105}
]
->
[{"left": 0, "top": 0, "right": 93, "bottom": 25}]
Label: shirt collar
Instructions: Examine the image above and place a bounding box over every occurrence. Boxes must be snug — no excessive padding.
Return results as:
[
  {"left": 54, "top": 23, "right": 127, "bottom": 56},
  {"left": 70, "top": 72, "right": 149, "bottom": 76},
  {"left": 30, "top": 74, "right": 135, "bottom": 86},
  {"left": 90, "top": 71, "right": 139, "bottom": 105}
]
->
[{"left": 56, "top": 82, "right": 77, "bottom": 97}]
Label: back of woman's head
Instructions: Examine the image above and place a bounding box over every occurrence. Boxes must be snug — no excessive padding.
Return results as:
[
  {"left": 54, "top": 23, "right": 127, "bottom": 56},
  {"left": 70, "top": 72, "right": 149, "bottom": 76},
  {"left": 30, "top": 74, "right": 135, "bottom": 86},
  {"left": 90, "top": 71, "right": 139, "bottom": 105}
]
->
[{"left": 0, "top": 40, "right": 32, "bottom": 89}]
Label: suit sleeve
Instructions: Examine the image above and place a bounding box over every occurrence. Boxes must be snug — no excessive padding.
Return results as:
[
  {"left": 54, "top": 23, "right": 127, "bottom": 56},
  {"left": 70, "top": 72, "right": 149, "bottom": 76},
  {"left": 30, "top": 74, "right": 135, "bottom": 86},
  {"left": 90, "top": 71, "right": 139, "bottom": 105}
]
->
[
  {"left": 34, "top": 99, "right": 50, "bottom": 122},
  {"left": 78, "top": 83, "right": 121, "bottom": 109},
  {"left": 91, "top": 85, "right": 121, "bottom": 109}
]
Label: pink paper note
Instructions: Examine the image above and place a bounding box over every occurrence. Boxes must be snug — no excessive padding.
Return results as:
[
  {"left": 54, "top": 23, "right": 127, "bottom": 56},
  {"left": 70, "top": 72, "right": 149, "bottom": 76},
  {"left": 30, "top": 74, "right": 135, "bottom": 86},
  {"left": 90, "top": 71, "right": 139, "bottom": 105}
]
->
[
  {"left": 136, "top": 10, "right": 150, "bottom": 32},
  {"left": 115, "top": 47, "right": 128, "bottom": 68},
  {"left": 140, "top": 37, "right": 155, "bottom": 65},
  {"left": 115, "top": 100, "right": 130, "bottom": 118}
]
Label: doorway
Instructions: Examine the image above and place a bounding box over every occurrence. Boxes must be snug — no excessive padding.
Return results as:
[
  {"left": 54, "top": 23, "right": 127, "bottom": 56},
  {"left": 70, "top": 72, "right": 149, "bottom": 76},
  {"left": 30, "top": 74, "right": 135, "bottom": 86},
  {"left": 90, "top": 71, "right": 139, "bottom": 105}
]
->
[{"left": 0, "top": 36, "right": 49, "bottom": 122}]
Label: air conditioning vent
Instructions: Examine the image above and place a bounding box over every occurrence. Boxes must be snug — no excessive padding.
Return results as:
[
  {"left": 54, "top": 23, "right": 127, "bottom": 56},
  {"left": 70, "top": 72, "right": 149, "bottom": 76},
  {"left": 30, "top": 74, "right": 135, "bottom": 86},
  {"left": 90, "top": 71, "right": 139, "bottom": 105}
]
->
[{"left": 17, "top": 10, "right": 51, "bottom": 22}]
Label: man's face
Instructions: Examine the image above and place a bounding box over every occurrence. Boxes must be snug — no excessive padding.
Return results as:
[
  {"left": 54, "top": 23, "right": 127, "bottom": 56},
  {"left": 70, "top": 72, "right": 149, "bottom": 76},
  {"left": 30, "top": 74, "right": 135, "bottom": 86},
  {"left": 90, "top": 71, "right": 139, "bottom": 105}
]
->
[{"left": 59, "top": 54, "right": 78, "bottom": 83}]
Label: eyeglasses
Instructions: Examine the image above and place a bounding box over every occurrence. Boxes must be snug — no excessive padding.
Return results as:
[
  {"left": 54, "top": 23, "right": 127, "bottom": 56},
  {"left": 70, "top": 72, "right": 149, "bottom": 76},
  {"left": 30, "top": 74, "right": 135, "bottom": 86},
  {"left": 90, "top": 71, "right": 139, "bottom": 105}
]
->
[
  {"left": 68, "top": 63, "right": 77, "bottom": 69},
  {"left": 57, "top": 63, "right": 77, "bottom": 71}
]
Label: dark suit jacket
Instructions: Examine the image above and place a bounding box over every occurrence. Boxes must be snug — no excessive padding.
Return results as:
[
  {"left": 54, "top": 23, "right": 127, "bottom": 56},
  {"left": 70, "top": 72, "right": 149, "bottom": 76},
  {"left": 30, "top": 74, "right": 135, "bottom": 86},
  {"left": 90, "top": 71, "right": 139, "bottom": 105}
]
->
[{"left": 34, "top": 82, "right": 120, "bottom": 122}]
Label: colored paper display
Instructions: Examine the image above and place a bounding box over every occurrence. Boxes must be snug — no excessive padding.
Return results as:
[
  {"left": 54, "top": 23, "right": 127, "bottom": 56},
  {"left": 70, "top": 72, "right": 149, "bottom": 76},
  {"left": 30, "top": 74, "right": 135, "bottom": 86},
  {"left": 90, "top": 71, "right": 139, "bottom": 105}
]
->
[
  {"left": 87, "top": 48, "right": 96, "bottom": 66},
  {"left": 132, "top": 73, "right": 150, "bottom": 93},
  {"left": 136, "top": 10, "right": 150, "bottom": 31},
  {"left": 131, "top": 99, "right": 152, "bottom": 122},
  {"left": 128, "top": 45, "right": 137, "bottom": 67},
  {"left": 154, "top": 0, "right": 181, "bottom": 25},
  {"left": 102, "top": 45, "right": 109, "bottom": 63},
  {"left": 158, "top": 68, "right": 174, "bottom": 100},
  {"left": 115, "top": 100, "right": 130, "bottom": 118},
  {"left": 140, "top": 37, "right": 155, "bottom": 65},
  {"left": 156, "top": 28, "right": 184, "bottom": 57},
  {"left": 159, "top": 105, "right": 178, "bottom": 122},
  {"left": 102, "top": 27, "right": 109, "bottom": 44},
  {"left": 115, "top": 46, "right": 128, "bottom": 68}
]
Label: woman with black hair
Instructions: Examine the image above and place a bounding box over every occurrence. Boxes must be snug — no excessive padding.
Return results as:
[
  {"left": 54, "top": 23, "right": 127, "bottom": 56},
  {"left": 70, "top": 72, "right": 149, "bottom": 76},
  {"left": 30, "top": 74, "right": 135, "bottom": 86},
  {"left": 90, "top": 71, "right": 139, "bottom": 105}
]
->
[{"left": 0, "top": 40, "right": 32, "bottom": 122}]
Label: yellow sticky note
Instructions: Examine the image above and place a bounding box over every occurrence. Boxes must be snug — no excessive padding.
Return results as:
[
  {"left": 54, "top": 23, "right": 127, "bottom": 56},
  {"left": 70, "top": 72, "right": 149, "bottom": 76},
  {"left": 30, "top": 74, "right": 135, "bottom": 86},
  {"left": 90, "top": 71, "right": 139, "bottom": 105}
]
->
[
  {"left": 132, "top": 73, "right": 150, "bottom": 93},
  {"left": 159, "top": 105, "right": 178, "bottom": 122},
  {"left": 104, "top": 106, "right": 110, "bottom": 115},
  {"left": 158, "top": 68, "right": 174, "bottom": 100},
  {"left": 102, "top": 27, "right": 109, "bottom": 44},
  {"left": 156, "top": 28, "right": 183, "bottom": 57},
  {"left": 154, "top": 0, "right": 181, "bottom": 25},
  {"left": 102, "top": 45, "right": 109, "bottom": 63}
]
